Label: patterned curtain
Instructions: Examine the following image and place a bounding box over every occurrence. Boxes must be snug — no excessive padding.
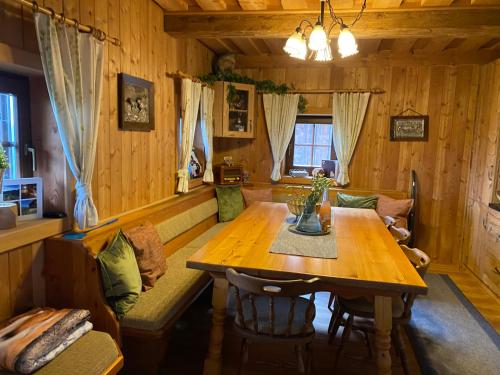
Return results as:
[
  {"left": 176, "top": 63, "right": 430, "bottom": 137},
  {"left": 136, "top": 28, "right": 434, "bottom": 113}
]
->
[
  {"left": 263, "top": 94, "right": 300, "bottom": 181},
  {"left": 200, "top": 86, "right": 214, "bottom": 183},
  {"left": 34, "top": 12, "right": 104, "bottom": 229},
  {"left": 177, "top": 79, "right": 202, "bottom": 192},
  {"left": 331, "top": 92, "right": 371, "bottom": 186}
]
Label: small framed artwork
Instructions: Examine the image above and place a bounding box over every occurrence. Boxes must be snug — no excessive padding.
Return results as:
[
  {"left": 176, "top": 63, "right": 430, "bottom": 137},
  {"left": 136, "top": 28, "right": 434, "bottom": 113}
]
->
[
  {"left": 118, "top": 73, "right": 154, "bottom": 131},
  {"left": 390, "top": 115, "right": 429, "bottom": 141},
  {"left": 1, "top": 177, "right": 43, "bottom": 220}
]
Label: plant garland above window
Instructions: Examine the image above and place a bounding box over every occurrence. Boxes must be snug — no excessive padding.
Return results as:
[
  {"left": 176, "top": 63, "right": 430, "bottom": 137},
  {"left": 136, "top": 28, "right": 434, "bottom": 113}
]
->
[{"left": 198, "top": 71, "right": 307, "bottom": 113}]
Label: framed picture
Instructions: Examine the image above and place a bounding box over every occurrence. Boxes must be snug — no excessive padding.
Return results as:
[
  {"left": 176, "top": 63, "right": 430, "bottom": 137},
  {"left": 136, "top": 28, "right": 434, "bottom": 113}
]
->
[
  {"left": 118, "top": 73, "right": 154, "bottom": 131},
  {"left": 390, "top": 115, "right": 429, "bottom": 141},
  {"left": 1, "top": 177, "right": 43, "bottom": 220}
]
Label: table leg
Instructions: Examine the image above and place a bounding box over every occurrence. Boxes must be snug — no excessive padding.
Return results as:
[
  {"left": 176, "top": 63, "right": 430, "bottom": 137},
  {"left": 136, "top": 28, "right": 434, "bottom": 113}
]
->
[
  {"left": 374, "top": 296, "right": 392, "bottom": 375},
  {"left": 203, "top": 276, "right": 229, "bottom": 375}
]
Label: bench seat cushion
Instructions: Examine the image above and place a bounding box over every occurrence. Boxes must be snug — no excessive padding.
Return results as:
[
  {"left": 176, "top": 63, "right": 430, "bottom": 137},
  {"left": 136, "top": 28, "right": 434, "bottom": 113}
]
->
[
  {"left": 121, "top": 223, "right": 227, "bottom": 332},
  {"left": 0, "top": 330, "right": 121, "bottom": 375}
]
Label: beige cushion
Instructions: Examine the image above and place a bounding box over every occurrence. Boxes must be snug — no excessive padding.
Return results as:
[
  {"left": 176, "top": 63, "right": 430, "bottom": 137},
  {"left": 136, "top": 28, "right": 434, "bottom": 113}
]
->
[
  {"left": 375, "top": 194, "right": 413, "bottom": 229},
  {"left": 155, "top": 198, "right": 218, "bottom": 244},
  {"left": 339, "top": 296, "right": 405, "bottom": 318},
  {"left": 0, "top": 331, "right": 121, "bottom": 375},
  {"left": 121, "top": 221, "right": 227, "bottom": 331},
  {"left": 241, "top": 188, "right": 273, "bottom": 207},
  {"left": 183, "top": 223, "right": 228, "bottom": 249}
]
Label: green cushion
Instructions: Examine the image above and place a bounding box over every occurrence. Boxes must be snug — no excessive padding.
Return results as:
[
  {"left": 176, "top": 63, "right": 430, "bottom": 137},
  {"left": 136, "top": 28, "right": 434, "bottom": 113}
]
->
[
  {"left": 215, "top": 186, "right": 244, "bottom": 222},
  {"left": 97, "top": 230, "right": 142, "bottom": 319},
  {"left": 0, "top": 331, "right": 121, "bottom": 375},
  {"left": 336, "top": 193, "right": 378, "bottom": 209}
]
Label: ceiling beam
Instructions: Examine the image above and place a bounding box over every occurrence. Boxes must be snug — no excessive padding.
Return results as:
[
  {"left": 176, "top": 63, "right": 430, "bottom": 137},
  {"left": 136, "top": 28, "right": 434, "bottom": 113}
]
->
[
  {"left": 234, "top": 49, "right": 500, "bottom": 68},
  {"left": 164, "top": 9, "right": 500, "bottom": 39},
  {"left": 155, "top": 0, "right": 188, "bottom": 11},
  {"left": 194, "top": 0, "right": 227, "bottom": 11},
  {"left": 372, "top": 0, "right": 402, "bottom": 8},
  {"left": 420, "top": 0, "right": 454, "bottom": 6},
  {"left": 238, "top": 0, "right": 267, "bottom": 10},
  {"left": 280, "top": 0, "right": 308, "bottom": 9}
]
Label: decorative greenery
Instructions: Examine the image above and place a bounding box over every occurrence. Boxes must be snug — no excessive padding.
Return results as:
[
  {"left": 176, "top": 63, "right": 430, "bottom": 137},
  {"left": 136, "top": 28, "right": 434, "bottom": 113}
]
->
[
  {"left": 198, "top": 71, "right": 308, "bottom": 113},
  {"left": 286, "top": 185, "right": 308, "bottom": 204},
  {"left": 306, "top": 172, "right": 332, "bottom": 205},
  {"left": 0, "top": 145, "right": 9, "bottom": 170}
]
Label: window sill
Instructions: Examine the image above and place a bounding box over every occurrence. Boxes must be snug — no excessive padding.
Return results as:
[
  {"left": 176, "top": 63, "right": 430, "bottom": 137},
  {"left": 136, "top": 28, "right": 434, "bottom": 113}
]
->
[
  {"left": 0, "top": 217, "right": 68, "bottom": 253},
  {"left": 189, "top": 177, "right": 206, "bottom": 190},
  {"left": 280, "top": 175, "right": 339, "bottom": 186}
]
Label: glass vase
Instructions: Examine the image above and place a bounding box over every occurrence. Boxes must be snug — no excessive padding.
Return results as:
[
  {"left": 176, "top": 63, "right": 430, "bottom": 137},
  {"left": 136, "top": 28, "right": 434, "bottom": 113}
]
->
[{"left": 296, "top": 198, "right": 322, "bottom": 233}]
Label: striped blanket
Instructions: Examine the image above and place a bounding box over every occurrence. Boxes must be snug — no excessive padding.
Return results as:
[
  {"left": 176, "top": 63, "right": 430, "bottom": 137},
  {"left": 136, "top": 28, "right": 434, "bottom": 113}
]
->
[{"left": 0, "top": 308, "right": 92, "bottom": 374}]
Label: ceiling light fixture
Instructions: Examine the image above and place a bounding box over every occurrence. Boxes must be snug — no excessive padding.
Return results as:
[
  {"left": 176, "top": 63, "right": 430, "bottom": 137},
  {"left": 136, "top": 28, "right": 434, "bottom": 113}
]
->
[{"left": 283, "top": 0, "right": 366, "bottom": 62}]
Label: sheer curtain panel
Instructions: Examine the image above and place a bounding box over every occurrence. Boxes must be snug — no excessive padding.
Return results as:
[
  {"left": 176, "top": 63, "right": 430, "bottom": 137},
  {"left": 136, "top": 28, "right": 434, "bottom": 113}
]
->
[
  {"left": 331, "top": 92, "right": 370, "bottom": 186},
  {"left": 201, "top": 86, "right": 214, "bottom": 183},
  {"left": 263, "top": 94, "right": 300, "bottom": 181},
  {"left": 34, "top": 12, "right": 104, "bottom": 229}
]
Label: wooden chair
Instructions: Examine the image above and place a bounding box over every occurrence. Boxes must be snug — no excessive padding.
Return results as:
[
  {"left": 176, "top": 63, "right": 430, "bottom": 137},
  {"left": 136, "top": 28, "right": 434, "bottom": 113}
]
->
[
  {"left": 226, "top": 268, "right": 319, "bottom": 375},
  {"left": 328, "top": 245, "right": 430, "bottom": 375}
]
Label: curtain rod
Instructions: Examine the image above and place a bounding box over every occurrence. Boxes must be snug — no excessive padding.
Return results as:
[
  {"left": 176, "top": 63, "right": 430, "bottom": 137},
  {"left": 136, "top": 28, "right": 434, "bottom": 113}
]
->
[
  {"left": 166, "top": 71, "right": 385, "bottom": 94},
  {"left": 14, "top": 0, "right": 121, "bottom": 46},
  {"left": 166, "top": 71, "right": 210, "bottom": 86},
  {"left": 287, "top": 88, "right": 385, "bottom": 94}
]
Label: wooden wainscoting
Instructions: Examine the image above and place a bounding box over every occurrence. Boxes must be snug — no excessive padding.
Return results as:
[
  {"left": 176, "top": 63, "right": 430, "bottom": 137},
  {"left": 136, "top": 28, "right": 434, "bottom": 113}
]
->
[{"left": 0, "top": 242, "right": 45, "bottom": 321}]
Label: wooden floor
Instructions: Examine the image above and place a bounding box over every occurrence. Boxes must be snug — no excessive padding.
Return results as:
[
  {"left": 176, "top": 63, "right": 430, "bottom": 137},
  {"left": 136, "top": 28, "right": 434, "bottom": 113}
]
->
[{"left": 162, "top": 271, "right": 499, "bottom": 374}]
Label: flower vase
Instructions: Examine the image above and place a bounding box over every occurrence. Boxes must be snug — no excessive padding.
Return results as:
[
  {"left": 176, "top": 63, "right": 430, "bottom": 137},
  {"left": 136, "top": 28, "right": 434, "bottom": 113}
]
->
[{"left": 296, "top": 198, "right": 322, "bottom": 233}]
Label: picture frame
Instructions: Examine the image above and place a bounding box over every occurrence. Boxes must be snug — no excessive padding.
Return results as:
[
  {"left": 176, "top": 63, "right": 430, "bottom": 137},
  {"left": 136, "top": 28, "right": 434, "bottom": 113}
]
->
[
  {"left": 1, "top": 177, "right": 43, "bottom": 220},
  {"left": 118, "top": 73, "right": 154, "bottom": 131},
  {"left": 390, "top": 115, "right": 429, "bottom": 141}
]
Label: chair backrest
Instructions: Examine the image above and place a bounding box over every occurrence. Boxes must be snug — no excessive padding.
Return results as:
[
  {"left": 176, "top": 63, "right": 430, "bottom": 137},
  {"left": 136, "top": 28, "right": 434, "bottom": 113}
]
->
[
  {"left": 400, "top": 245, "right": 431, "bottom": 278},
  {"left": 226, "top": 268, "right": 319, "bottom": 337},
  {"left": 399, "top": 245, "right": 430, "bottom": 319}
]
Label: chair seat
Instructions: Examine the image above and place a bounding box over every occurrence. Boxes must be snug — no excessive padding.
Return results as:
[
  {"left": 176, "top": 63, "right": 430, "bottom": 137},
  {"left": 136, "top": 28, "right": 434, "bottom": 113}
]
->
[
  {"left": 339, "top": 296, "right": 405, "bottom": 318},
  {"left": 236, "top": 296, "right": 315, "bottom": 336},
  {"left": 0, "top": 330, "right": 121, "bottom": 375}
]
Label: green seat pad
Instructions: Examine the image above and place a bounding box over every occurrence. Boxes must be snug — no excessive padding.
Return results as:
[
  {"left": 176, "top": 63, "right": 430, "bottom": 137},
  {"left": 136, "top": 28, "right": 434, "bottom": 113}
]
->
[
  {"left": 121, "top": 222, "right": 227, "bottom": 331},
  {"left": 183, "top": 223, "right": 228, "bottom": 249},
  {"left": 336, "top": 192, "right": 378, "bottom": 209},
  {"left": 215, "top": 186, "right": 244, "bottom": 222},
  {"left": 0, "top": 331, "right": 121, "bottom": 375},
  {"left": 97, "top": 230, "right": 142, "bottom": 319}
]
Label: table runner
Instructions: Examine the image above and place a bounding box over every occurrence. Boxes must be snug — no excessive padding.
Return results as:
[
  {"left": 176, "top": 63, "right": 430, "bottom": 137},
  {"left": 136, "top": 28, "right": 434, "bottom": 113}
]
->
[{"left": 269, "top": 215, "right": 337, "bottom": 259}]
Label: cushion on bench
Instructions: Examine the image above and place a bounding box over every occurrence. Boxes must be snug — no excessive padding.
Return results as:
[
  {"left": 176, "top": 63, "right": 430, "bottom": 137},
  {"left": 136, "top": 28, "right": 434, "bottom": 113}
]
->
[
  {"left": 0, "top": 331, "right": 120, "bottom": 375},
  {"left": 155, "top": 198, "right": 218, "bottom": 244},
  {"left": 120, "top": 222, "right": 227, "bottom": 332}
]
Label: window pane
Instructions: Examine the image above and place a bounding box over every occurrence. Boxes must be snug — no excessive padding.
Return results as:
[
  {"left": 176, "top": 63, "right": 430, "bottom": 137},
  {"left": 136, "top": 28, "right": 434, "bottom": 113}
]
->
[
  {"left": 0, "top": 93, "right": 19, "bottom": 179},
  {"left": 312, "top": 146, "right": 331, "bottom": 167},
  {"left": 293, "top": 145, "right": 312, "bottom": 166},
  {"left": 314, "top": 124, "right": 332, "bottom": 146},
  {"left": 294, "top": 123, "right": 313, "bottom": 145}
]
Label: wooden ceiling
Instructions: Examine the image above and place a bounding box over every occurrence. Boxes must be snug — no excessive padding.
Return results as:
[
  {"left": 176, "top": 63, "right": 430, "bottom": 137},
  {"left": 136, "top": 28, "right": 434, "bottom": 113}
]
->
[{"left": 158, "top": 0, "right": 500, "bottom": 67}]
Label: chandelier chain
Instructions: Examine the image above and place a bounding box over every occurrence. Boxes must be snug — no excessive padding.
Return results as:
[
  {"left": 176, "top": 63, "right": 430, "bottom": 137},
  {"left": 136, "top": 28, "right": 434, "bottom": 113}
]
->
[{"left": 325, "top": 0, "right": 367, "bottom": 28}]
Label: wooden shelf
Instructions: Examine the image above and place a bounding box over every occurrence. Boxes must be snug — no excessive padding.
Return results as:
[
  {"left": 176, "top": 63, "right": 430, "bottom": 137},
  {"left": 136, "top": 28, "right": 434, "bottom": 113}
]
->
[{"left": 0, "top": 218, "right": 68, "bottom": 253}]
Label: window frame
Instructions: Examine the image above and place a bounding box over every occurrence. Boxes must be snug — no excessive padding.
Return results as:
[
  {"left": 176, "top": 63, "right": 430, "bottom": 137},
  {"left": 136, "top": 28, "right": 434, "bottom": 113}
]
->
[
  {"left": 285, "top": 115, "right": 336, "bottom": 174},
  {"left": 0, "top": 72, "right": 33, "bottom": 178}
]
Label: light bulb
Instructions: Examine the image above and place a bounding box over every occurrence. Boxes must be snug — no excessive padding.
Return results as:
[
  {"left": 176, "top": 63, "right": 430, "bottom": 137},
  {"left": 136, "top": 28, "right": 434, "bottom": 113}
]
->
[
  {"left": 284, "top": 29, "right": 307, "bottom": 60},
  {"left": 315, "top": 42, "right": 333, "bottom": 62},
  {"left": 338, "top": 27, "right": 358, "bottom": 58},
  {"left": 308, "top": 23, "right": 328, "bottom": 51}
]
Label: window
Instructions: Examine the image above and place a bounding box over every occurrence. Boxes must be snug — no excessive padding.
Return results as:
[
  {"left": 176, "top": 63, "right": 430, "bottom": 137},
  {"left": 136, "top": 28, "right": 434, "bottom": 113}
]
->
[
  {"left": 286, "top": 115, "right": 335, "bottom": 173},
  {"left": 0, "top": 72, "right": 33, "bottom": 178}
]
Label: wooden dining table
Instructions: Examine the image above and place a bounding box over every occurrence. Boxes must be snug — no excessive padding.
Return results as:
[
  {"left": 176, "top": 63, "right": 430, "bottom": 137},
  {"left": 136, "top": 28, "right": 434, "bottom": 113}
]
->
[{"left": 187, "top": 202, "right": 427, "bottom": 375}]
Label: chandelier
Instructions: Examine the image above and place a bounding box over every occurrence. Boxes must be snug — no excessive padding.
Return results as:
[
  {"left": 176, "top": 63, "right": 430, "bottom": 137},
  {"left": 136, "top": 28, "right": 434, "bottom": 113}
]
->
[{"left": 283, "top": 0, "right": 366, "bottom": 62}]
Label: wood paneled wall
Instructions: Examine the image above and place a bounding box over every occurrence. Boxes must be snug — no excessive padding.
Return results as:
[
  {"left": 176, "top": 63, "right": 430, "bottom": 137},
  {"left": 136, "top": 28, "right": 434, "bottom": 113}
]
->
[
  {"left": 463, "top": 59, "right": 500, "bottom": 296},
  {"left": 0, "top": 0, "right": 214, "bottom": 219},
  {"left": 0, "top": 243, "right": 45, "bottom": 321},
  {"left": 215, "top": 64, "right": 483, "bottom": 268}
]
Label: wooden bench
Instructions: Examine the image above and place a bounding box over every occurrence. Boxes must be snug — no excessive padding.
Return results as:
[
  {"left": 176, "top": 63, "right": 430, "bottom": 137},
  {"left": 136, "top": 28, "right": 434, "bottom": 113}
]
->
[{"left": 44, "top": 186, "right": 226, "bottom": 374}]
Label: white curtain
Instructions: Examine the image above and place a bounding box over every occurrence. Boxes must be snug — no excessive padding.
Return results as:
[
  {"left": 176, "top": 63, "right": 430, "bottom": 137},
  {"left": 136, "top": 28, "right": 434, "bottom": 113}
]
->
[
  {"left": 34, "top": 13, "right": 104, "bottom": 230},
  {"left": 263, "top": 94, "right": 300, "bottom": 181},
  {"left": 177, "top": 78, "right": 202, "bottom": 192},
  {"left": 200, "top": 86, "right": 214, "bottom": 183},
  {"left": 331, "top": 92, "right": 371, "bottom": 186}
]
